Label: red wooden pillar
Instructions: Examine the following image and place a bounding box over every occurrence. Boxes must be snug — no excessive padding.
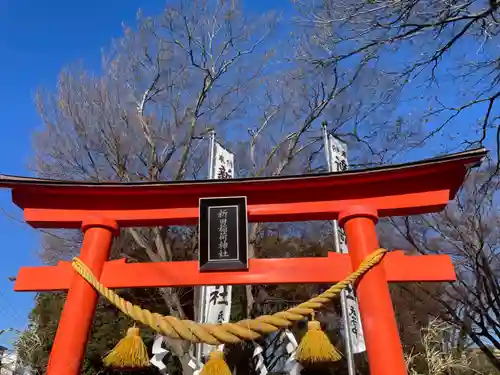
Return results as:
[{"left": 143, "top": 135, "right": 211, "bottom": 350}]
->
[
  {"left": 46, "top": 217, "right": 119, "bottom": 375},
  {"left": 339, "top": 206, "right": 407, "bottom": 375}
]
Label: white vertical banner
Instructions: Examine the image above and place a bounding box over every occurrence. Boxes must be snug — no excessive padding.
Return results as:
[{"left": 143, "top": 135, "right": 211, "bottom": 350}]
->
[
  {"left": 211, "top": 142, "right": 235, "bottom": 180},
  {"left": 325, "top": 132, "right": 366, "bottom": 355},
  {"left": 336, "top": 224, "right": 366, "bottom": 354},
  {"left": 200, "top": 140, "right": 235, "bottom": 358}
]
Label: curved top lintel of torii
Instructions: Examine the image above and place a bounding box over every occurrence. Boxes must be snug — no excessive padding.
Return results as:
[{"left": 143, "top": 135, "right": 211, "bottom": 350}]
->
[{"left": 0, "top": 148, "right": 487, "bottom": 229}]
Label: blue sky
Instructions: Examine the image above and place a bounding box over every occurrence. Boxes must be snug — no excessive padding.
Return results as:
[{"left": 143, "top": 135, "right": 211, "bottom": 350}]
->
[
  {"left": 0, "top": 0, "right": 495, "bottom": 350},
  {"left": 0, "top": 0, "right": 160, "bottom": 348},
  {"left": 0, "top": 0, "right": 292, "bottom": 350}
]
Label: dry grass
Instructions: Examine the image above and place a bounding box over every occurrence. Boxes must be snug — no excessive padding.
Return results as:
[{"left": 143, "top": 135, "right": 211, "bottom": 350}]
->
[{"left": 405, "top": 319, "right": 487, "bottom": 375}]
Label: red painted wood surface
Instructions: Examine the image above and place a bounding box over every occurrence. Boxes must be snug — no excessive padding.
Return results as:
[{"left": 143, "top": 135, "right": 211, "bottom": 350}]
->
[
  {"left": 14, "top": 251, "right": 456, "bottom": 292},
  {"left": 0, "top": 148, "right": 486, "bottom": 375},
  {"left": 46, "top": 219, "right": 118, "bottom": 375},
  {"left": 0, "top": 148, "right": 484, "bottom": 228},
  {"left": 340, "top": 206, "right": 408, "bottom": 375},
  {"left": 22, "top": 190, "right": 451, "bottom": 228}
]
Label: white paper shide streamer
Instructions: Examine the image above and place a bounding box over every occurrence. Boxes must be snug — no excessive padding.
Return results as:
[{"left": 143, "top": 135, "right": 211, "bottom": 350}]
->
[
  {"left": 252, "top": 329, "right": 301, "bottom": 375},
  {"left": 188, "top": 356, "right": 203, "bottom": 375},
  {"left": 150, "top": 334, "right": 170, "bottom": 373},
  {"left": 282, "top": 330, "right": 303, "bottom": 375},
  {"left": 253, "top": 343, "right": 269, "bottom": 375}
]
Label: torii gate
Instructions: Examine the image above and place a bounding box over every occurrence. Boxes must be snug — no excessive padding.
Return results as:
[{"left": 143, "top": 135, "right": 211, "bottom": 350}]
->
[{"left": 1, "top": 148, "right": 486, "bottom": 375}]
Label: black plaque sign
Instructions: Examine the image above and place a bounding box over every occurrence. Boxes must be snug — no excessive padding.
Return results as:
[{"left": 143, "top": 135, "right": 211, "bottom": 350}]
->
[{"left": 199, "top": 196, "right": 248, "bottom": 272}]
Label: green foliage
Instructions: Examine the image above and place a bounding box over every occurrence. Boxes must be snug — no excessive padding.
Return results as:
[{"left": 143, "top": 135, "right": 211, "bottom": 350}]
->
[
  {"left": 16, "top": 290, "right": 174, "bottom": 375},
  {"left": 16, "top": 293, "right": 65, "bottom": 372}
]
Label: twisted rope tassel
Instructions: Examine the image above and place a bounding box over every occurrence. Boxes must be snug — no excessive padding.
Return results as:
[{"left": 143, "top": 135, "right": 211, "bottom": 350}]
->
[{"left": 72, "top": 248, "right": 387, "bottom": 345}]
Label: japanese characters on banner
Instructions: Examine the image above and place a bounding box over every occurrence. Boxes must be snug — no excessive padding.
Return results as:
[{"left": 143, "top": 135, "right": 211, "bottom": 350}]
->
[
  {"left": 337, "top": 225, "right": 366, "bottom": 354},
  {"left": 327, "top": 133, "right": 367, "bottom": 354},
  {"left": 203, "top": 284, "right": 231, "bottom": 324},
  {"left": 211, "top": 141, "right": 234, "bottom": 180},
  {"left": 327, "top": 134, "right": 348, "bottom": 173},
  {"left": 201, "top": 141, "right": 235, "bottom": 357}
]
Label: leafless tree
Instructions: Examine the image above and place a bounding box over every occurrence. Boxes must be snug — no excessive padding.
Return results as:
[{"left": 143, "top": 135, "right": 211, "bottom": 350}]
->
[
  {"left": 294, "top": 1, "right": 500, "bottom": 368},
  {"left": 33, "top": 1, "right": 279, "bottom": 372},
  {"left": 298, "top": 0, "right": 500, "bottom": 167},
  {"left": 30, "top": 1, "right": 428, "bottom": 373},
  {"left": 386, "top": 164, "right": 500, "bottom": 370}
]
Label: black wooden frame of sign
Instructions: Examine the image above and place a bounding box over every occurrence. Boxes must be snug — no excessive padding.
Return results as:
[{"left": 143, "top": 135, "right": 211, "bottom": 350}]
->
[{"left": 199, "top": 196, "right": 248, "bottom": 272}]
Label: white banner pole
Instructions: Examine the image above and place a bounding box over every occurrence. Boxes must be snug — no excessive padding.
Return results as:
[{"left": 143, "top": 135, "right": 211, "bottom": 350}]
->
[
  {"left": 195, "top": 131, "right": 216, "bottom": 366},
  {"left": 322, "top": 123, "right": 365, "bottom": 375},
  {"left": 208, "top": 130, "right": 216, "bottom": 180},
  {"left": 199, "top": 134, "right": 235, "bottom": 359},
  {"left": 322, "top": 124, "right": 332, "bottom": 172}
]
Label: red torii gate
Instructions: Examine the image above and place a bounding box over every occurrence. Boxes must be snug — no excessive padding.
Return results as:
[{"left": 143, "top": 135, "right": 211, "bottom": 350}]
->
[{"left": 1, "top": 148, "right": 486, "bottom": 375}]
